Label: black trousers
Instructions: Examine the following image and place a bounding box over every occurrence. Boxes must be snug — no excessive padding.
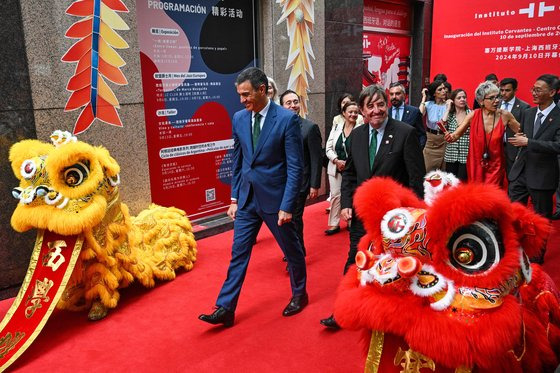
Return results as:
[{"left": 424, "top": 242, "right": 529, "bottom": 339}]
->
[
  {"left": 556, "top": 156, "right": 560, "bottom": 212},
  {"left": 509, "top": 172, "right": 554, "bottom": 218},
  {"left": 343, "top": 215, "right": 366, "bottom": 274},
  {"left": 445, "top": 161, "right": 468, "bottom": 182}
]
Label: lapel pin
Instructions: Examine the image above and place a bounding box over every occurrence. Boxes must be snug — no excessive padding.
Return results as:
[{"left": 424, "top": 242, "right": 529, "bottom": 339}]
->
[
  {"left": 389, "top": 134, "right": 393, "bottom": 138},
  {"left": 385, "top": 140, "right": 389, "bottom": 144},
  {"left": 550, "top": 118, "right": 553, "bottom": 122}
]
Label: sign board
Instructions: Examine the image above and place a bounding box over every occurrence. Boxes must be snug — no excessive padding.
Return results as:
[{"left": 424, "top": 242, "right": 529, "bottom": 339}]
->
[{"left": 137, "top": 0, "right": 257, "bottom": 220}]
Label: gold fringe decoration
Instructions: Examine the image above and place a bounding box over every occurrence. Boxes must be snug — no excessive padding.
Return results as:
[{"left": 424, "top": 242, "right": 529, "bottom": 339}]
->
[{"left": 277, "top": 0, "right": 315, "bottom": 118}]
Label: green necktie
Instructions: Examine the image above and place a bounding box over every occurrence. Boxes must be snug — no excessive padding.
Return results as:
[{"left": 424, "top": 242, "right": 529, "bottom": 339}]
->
[
  {"left": 369, "top": 129, "right": 377, "bottom": 171},
  {"left": 253, "top": 113, "right": 262, "bottom": 151}
]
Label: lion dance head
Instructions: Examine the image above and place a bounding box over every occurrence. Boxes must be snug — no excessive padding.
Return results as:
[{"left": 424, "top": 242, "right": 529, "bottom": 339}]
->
[
  {"left": 334, "top": 172, "right": 560, "bottom": 372},
  {"left": 9, "top": 131, "right": 197, "bottom": 320}
]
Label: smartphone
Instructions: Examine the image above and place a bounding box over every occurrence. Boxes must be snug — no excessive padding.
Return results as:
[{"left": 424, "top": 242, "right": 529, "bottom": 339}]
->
[{"left": 436, "top": 120, "right": 448, "bottom": 134}]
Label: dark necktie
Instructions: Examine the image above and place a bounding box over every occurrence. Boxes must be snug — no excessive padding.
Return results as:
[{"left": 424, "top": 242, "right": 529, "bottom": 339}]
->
[
  {"left": 369, "top": 129, "right": 378, "bottom": 171},
  {"left": 253, "top": 113, "right": 262, "bottom": 151},
  {"left": 534, "top": 112, "right": 544, "bottom": 137},
  {"left": 503, "top": 102, "right": 510, "bottom": 112}
]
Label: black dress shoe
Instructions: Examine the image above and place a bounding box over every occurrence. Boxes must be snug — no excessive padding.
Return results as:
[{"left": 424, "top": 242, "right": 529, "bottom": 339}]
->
[
  {"left": 199, "top": 307, "right": 235, "bottom": 327},
  {"left": 282, "top": 293, "right": 308, "bottom": 316},
  {"left": 324, "top": 227, "right": 340, "bottom": 236},
  {"left": 320, "top": 314, "right": 340, "bottom": 329}
]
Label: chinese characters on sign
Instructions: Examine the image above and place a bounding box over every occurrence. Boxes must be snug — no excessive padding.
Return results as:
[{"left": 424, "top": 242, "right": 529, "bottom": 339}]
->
[
  {"left": 137, "top": 0, "right": 257, "bottom": 219},
  {"left": 363, "top": 0, "right": 410, "bottom": 34},
  {"left": 362, "top": 1, "right": 411, "bottom": 91},
  {"left": 432, "top": 0, "right": 560, "bottom": 103}
]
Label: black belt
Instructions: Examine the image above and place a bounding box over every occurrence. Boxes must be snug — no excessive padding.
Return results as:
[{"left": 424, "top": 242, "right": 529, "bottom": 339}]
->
[{"left": 426, "top": 128, "right": 444, "bottom": 135}]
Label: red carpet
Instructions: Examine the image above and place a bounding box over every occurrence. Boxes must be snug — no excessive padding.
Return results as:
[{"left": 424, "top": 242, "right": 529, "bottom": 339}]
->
[
  {"left": 0, "top": 201, "right": 362, "bottom": 372},
  {"left": 542, "top": 222, "right": 560, "bottom": 286},
  {"left": 2, "top": 201, "right": 559, "bottom": 372}
]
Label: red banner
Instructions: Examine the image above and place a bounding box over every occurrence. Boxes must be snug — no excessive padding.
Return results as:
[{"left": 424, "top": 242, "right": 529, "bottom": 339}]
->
[
  {"left": 363, "top": 32, "right": 411, "bottom": 90},
  {"left": 364, "top": 0, "right": 410, "bottom": 34},
  {"left": 431, "top": 0, "right": 560, "bottom": 103},
  {"left": 0, "top": 230, "right": 82, "bottom": 371}
]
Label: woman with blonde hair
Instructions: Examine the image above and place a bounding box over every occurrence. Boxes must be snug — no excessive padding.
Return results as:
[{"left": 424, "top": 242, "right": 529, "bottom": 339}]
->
[
  {"left": 325, "top": 101, "right": 362, "bottom": 235},
  {"left": 267, "top": 77, "right": 279, "bottom": 104},
  {"left": 325, "top": 93, "right": 363, "bottom": 214}
]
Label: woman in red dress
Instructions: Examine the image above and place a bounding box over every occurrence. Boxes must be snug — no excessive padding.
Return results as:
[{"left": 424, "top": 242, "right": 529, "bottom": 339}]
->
[{"left": 445, "top": 81, "right": 520, "bottom": 187}]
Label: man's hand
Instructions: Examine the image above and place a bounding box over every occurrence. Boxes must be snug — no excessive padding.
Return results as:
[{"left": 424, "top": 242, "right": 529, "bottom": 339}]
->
[
  {"left": 278, "top": 210, "right": 292, "bottom": 226},
  {"left": 309, "top": 188, "right": 319, "bottom": 199},
  {"left": 508, "top": 133, "right": 528, "bottom": 147},
  {"left": 341, "top": 208, "right": 352, "bottom": 221},
  {"left": 227, "top": 203, "right": 238, "bottom": 220}
]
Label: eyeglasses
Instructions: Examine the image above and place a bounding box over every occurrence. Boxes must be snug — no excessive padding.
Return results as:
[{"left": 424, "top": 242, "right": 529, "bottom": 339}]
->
[
  {"left": 530, "top": 87, "right": 548, "bottom": 94},
  {"left": 484, "top": 95, "right": 500, "bottom": 101}
]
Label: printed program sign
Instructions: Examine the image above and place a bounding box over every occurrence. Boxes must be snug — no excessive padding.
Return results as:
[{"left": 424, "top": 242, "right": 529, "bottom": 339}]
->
[
  {"left": 431, "top": 0, "right": 560, "bottom": 103},
  {"left": 362, "top": 0, "right": 411, "bottom": 90},
  {"left": 363, "top": 32, "right": 411, "bottom": 89},
  {"left": 136, "top": 0, "right": 257, "bottom": 220}
]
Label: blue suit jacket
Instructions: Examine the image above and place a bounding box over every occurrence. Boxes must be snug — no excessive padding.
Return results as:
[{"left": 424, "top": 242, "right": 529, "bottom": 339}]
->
[
  {"left": 390, "top": 104, "right": 426, "bottom": 148},
  {"left": 230, "top": 101, "right": 304, "bottom": 214}
]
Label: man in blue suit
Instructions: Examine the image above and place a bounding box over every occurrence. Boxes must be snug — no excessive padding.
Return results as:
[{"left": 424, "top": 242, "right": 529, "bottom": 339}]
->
[
  {"left": 388, "top": 82, "right": 426, "bottom": 148},
  {"left": 199, "top": 67, "right": 308, "bottom": 327}
]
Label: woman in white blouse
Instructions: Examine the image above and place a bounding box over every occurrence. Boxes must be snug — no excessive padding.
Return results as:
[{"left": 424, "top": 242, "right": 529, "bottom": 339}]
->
[{"left": 325, "top": 101, "right": 362, "bottom": 235}]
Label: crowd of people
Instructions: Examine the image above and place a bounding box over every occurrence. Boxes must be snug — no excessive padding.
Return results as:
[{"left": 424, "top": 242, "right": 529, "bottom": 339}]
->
[
  {"left": 324, "top": 72, "right": 560, "bottom": 223},
  {"left": 199, "top": 67, "right": 560, "bottom": 330}
]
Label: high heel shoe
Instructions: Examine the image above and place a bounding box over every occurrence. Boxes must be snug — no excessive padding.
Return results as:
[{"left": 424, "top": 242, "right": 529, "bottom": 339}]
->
[{"left": 324, "top": 226, "right": 340, "bottom": 235}]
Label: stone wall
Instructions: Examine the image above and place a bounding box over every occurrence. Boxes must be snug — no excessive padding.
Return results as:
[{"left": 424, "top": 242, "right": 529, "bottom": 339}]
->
[
  {"left": 261, "top": 0, "right": 363, "bottom": 198},
  {"left": 0, "top": 0, "right": 151, "bottom": 298},
  {"left": 324, "top": 0, "right": 363, "bottom": 138},
  {"left": 0, "top": 0, "right": 37, "bottom": 299}
]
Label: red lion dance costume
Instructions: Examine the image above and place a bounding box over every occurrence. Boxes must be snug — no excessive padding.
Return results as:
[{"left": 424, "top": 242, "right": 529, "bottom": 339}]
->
[{"left": 334, "top": 172, "right": 560, "bottom": 372}]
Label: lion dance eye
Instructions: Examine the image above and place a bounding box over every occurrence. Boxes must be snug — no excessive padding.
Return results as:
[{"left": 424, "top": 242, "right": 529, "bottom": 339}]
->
[
  {"left": 454, "top": 248, "right": 474, "bottom": 264},
  {"left": 63, "top": 162, "right": 89, "bottom": 187},
  {"left": 447, "top": 220, "right": 503, "bottom": 274},
  {"left": 20, "top": 160, "right": 37, "bottom": 180}
]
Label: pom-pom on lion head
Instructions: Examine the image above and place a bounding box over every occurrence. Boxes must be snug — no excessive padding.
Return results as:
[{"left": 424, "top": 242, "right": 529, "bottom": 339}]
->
[
  {"left": 9, "top": 131, "right": 120, "bottom": 235},
  {"left": 423, "top": 169, "right": 460, "bottom": 206}
]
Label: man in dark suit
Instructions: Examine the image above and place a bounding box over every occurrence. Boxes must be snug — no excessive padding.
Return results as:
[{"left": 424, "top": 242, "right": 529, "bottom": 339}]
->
[
  {"left": 199, "top": 68, "right": 308, "bottom": 327},
  {"left": 500, "top": 77, "right": 531, "bottom": 175},
  {"left": 388, "top": 82, "right": 426, "bottom": 148},
  {"left": 320, "top": 84, "right": 425, "bottom": 329},
  {"left": 280, "top": 90, "right": 323, "bottom": 254},
  {"left": 553, "top": 96, "right": 560, "bottom": 220},
  {"left": 508, "top": 74, "right": 560, "bottom": 220}
]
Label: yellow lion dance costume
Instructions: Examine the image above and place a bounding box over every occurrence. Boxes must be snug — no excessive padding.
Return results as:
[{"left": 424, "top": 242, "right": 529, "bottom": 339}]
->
[{"left": 9, "top": 131, "right": 197, "bottom": 320}]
